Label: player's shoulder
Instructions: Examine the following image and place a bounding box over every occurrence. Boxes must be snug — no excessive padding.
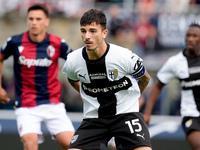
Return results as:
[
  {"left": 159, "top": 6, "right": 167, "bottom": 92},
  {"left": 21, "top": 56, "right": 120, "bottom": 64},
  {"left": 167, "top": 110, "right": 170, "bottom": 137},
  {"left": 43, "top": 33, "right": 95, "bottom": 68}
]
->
[
  {"left": 108, "top": 43, "right": 132, "bottom": 56},
  {"left": 49, "top": 33, "right": 60, "bottom": 39},
  {"left": 2, "top": 32, "right": 24, "bottom": 47},
  {"left": 48, "top": 33, "right": 64, "bottom": 43},
  {"left": 168, "top": 51, "right": 184, "bottom": 63},
  {"left": 109, "top": 43, "right": 130, "bottom": 51},
  {"left": 67, "top": 47, "right": 83, "bottom": 60},
  {"left": 10, "top": 32, "right": 24, "bottom": 42}
]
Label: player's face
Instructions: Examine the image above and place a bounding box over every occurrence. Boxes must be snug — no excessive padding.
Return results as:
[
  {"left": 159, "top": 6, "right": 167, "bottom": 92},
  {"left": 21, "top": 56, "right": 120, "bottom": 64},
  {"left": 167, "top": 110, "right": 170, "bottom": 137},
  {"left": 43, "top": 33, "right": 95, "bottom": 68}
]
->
[
  {"left": 80, "top": 22, "right": 108, "bottom": 51},
  {"left": 27, "top": 10, "right": 49, "bottom": 36},
  {"left": 185, "top": 26, "right": 200, "bottom": 52}
]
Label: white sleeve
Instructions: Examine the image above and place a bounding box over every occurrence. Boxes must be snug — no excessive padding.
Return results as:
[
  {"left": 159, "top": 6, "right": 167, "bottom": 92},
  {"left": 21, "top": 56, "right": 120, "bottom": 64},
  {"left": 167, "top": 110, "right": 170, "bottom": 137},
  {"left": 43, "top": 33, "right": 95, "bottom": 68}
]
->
[
  {"left": 62, "top": 58, "right": 79, "bottom": 81},
  {"left": 127, "top": 52, "right": 145, "bottom": 79},
  {"left": 157, "top": 58, "right": 176, "bottom": 84}
]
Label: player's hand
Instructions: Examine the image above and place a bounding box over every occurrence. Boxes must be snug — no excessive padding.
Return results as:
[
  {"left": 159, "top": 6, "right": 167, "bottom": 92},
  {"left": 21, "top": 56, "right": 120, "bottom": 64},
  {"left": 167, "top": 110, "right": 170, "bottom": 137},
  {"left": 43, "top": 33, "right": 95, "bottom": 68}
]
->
[
  {"left": 0, "top": 87, "right": 10, "bottom": 104},
  {"left": 143, "top": 114, "right": 150, "bottom": 126}
]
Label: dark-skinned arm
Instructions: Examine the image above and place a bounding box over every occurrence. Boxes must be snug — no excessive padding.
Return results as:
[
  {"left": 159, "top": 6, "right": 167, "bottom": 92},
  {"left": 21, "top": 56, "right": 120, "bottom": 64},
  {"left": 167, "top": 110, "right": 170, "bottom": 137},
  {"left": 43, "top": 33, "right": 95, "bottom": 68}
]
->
[{"left": 143, "top": 80, "right": 165, "bottom": 125}]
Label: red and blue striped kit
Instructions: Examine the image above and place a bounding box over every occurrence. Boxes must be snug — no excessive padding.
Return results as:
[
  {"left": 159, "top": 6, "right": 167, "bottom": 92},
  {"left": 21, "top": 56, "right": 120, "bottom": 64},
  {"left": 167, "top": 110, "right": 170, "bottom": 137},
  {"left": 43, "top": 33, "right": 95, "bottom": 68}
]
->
[{"left": 1, "top": 31, "right": 72, "bottom": 107}]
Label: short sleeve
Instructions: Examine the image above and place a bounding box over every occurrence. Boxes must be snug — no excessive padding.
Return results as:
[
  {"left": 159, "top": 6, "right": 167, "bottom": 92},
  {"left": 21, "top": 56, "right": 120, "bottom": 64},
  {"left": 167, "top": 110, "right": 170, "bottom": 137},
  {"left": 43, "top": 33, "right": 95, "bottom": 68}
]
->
[
  {"left": 1, "top": 37, "right": 14, "bottom": 60},
  {"left": 157, "top": 58, "right": 175, "bottom": 84},
  {"left": 60, "top": 39, "right": 73, "bottom": 60},
  {"left": 128, "top": 53, "right": 146, "bottom": 79},
  {"left": 62, "top": 55, "right": 79, "bottom": 81}
]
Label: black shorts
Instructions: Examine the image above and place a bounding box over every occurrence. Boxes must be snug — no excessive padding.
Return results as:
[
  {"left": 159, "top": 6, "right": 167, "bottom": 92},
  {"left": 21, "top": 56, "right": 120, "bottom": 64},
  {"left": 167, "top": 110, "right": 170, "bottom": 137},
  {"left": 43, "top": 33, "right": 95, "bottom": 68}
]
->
[
  {"left": 182, "top": 116, "right": 200, "bottom": 136},
  {"left": 69, "top": 112, "right": 151, "bottom": 150}
]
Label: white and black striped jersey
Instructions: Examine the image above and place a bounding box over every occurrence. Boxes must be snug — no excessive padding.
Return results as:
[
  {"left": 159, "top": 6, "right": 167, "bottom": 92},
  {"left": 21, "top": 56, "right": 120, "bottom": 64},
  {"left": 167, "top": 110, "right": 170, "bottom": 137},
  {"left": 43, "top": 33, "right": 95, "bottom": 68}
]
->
[
  {"left": 62, "top": 43, "right": 146, "bottom": 118},
  {"left": 157, "top": 50, "right": 200, "bottom": 117}
]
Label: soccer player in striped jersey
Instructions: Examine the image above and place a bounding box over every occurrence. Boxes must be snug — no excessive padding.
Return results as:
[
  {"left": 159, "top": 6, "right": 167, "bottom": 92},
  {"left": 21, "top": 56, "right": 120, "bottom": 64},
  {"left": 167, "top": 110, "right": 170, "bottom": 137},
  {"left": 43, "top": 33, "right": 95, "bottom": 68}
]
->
[
  {"left": 0, "top": 3, "right": 74, "bottom": 150},
  {"left": 143, "top": 23, "right": 200, "bottom": 150},
  {"left": 62, "top": 8, "right": 152, "bottom": 150}
]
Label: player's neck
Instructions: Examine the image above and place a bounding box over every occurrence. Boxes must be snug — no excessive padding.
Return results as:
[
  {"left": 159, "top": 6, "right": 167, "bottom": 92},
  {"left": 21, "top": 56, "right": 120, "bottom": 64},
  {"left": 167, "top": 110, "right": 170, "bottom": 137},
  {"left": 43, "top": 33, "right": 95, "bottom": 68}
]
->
[
  {"left": 185, "top": 49, "right": 200, "bottom": 58},
  {"left": 29, "top": 31, "right": 46, "bottom": 43}
]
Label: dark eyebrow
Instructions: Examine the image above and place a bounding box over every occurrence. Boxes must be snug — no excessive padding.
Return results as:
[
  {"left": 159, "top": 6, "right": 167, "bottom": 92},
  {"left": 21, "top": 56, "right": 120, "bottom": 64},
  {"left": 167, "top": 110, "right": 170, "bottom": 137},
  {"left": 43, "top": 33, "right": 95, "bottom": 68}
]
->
[
  {"left": 90, "top": 28, "right": 97, "bottom": 30},
  {"left": 80, "top": 28, "right": 97, "bottom": 31}
]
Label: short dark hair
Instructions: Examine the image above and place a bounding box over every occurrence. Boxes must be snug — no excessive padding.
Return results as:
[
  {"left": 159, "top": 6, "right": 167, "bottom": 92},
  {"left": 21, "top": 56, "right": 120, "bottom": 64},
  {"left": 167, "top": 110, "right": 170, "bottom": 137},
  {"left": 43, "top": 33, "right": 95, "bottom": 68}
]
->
[
  {"left": 28, "top": 3, "right": 49, "bottom": 18},
  {"left": 80, "top": 8, "right": 107, "bottom": 30},
  {"left": 189, "top": 22, "right": 200, "bottom": 28}
]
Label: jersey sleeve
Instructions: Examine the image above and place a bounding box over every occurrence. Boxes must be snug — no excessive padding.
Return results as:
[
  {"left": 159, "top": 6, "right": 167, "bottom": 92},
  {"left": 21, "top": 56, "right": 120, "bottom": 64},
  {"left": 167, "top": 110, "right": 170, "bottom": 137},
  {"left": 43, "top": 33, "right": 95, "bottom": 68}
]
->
[
  {"left": 62, "top": 53, "right": 79, "bottom": 81},
  {"left": 126, "top": 52, "right": 146, "bottom": 79},
  {"left": 59, "top": 39, "right": 73, "bottom": 60},
  {"left": 1, "top": 37, "right": 14, "bottom": 60},
  {"left": 157, "top": 57, "right": 175, "bottom": 84}
]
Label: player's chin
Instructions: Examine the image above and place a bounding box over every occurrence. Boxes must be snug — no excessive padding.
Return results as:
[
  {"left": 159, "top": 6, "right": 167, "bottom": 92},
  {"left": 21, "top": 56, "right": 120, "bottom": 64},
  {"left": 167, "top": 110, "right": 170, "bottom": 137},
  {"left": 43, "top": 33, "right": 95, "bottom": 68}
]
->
[
  {"left": 86, "top": 46, "right": 94, "bottom": 51},
  {"left": 29, "top": 29, "right": 38, "bottom": 35},
  {"left": 186, "top": 45, "right": 195, "bottom": 51}
]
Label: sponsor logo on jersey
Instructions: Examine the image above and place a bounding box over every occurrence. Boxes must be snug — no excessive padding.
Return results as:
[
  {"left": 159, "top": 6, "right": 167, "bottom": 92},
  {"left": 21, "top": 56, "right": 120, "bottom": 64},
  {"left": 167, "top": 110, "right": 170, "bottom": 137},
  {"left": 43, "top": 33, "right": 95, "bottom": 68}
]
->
[
  {"left": 18, "top": 56, "right": 53, "bottom": 68},
  {"left": 109, "top": 69, "right": 118, "bottom": 80},
  {"left": 82, "top": 76, "right": 132, "bottom": 95},
  {"left": 18, "top": 46, "right": 24, "bottom": 53},
  {"left": 47, "top": 45, "right": 55, "bottom": 57},
  {"left": 70, "top": 135, "right": 79, "bottom": 144},
  {"left": 78, "top": 74, "right": 86, "bottom": 80},
  {"left": 89, "top": 73, "right": 107, "bottom": 80},
  {"left": 136, "top": 133, "right": 145, "bottom": 139},
  {"left": 15, "top": 101, "right": 18, "bottom": 106},
  {"left": 181, "top": 79, "right": 200, "bottom": 88}
]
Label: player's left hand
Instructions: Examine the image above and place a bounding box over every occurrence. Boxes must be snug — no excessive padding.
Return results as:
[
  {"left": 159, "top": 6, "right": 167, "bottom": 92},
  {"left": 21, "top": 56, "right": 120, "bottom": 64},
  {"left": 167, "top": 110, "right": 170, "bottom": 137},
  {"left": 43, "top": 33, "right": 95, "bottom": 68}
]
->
[{"left": 0, "top": 87, "right": 10, "bottom": 104}]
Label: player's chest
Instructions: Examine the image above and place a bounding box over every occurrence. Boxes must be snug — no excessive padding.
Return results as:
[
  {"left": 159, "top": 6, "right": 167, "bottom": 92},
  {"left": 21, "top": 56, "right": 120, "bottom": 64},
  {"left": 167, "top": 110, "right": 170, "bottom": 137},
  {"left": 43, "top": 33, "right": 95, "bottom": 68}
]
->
[
  {"left": 14, "top": 42, "right": 59, "bottom": 59},
  {"left": 14, "top": 42, "right": 59, "bottom": 68},
  {"left": 176, "top": 56, "right": 200, "bottom": 79},
  {"left": 77, "top": 60, "right": 127, "bottom": 83}
]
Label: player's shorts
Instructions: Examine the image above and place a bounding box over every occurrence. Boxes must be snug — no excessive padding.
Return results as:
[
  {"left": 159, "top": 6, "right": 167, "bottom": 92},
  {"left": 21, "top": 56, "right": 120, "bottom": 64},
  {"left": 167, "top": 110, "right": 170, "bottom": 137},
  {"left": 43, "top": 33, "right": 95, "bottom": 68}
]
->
[
  {"left": 15, "top": 103, "right": 75, "bottom": 144},
  {"left": 182, "top": 116, "right": 200, "bottom": 136},
  {"left": 69, "top": 112, "right": 151, "bottom": 150}
]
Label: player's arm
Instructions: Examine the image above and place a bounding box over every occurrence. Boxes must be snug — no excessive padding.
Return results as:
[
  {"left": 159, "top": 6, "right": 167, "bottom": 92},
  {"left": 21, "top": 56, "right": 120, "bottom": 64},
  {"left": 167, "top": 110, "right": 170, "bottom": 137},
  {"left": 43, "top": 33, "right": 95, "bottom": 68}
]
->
[
  {"left": 137, "top": 70, "right": 150, "bottom": 94},
  {"left": 143, "top": 80, "right": 165, "bottom": 125},
  {"left": 0, "top": 54, "right": 10, "bottom": 104},
  {"left": 67, "top": 78, "right": 80, "bottom": 93}
]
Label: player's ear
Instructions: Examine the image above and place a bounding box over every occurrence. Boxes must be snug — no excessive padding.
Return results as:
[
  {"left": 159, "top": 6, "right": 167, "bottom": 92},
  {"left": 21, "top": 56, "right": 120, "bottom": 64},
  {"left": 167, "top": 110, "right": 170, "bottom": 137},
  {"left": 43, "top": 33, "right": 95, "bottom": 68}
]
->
[
  {"left": 45, "top": 18, "right": 50, "bottom": 27},
  {"left": 102, "top": 29, "right": 108, "bottom": 39}
]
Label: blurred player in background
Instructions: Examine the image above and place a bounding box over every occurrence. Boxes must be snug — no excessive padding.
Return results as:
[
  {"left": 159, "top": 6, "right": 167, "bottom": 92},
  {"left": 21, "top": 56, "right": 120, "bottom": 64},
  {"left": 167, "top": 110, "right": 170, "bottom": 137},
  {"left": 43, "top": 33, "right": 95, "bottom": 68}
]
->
[
  {"left": 62, "top": 8, "right": 152, "bottom": 150},
  {"left": 0, "top": 3, "right": 74, "bottom": 150},
  {"left": 143, "top": 23, "right": 200, "bottom": 150}
]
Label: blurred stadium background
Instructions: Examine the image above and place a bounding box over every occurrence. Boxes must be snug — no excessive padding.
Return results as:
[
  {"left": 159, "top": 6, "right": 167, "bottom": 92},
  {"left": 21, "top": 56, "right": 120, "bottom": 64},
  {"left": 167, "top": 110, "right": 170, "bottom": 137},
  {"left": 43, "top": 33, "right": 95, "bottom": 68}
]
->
[{"left": 0, "top": 0, "right": 199, "bottom": 149}]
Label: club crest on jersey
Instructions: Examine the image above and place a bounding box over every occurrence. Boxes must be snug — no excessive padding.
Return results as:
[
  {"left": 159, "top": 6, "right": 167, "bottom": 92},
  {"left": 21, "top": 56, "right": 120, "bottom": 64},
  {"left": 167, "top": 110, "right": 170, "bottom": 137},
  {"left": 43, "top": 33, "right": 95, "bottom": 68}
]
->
[
  {"left": 109, "top": 69, "right": 118, "bottom": 80},
  {"left": 70, "top": 135, "right": 79, "bottom": 144},
  {"left": 47, "top": 45, "right": 55, "bottom": 57}
]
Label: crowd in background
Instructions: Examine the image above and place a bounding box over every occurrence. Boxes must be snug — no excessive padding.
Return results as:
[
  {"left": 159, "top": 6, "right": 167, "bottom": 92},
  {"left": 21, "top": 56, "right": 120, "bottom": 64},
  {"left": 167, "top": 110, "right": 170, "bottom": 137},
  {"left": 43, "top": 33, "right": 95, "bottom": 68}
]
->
[
  {"left": 1, "top": 0, "right": 200, "bottom": 116},
  {"left": 1, "top": 0, "right": 200, "bottom": 54}
]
